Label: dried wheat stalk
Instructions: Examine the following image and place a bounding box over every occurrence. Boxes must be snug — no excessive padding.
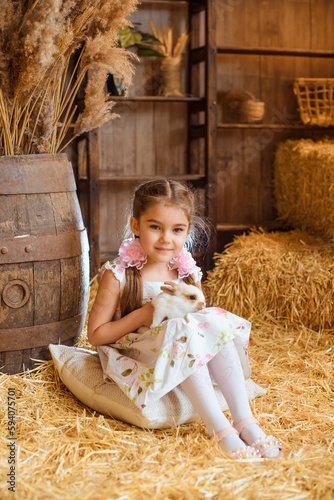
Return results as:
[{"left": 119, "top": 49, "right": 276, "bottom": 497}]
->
[
  {"left": 0, "top": 0, "right": 138, "bottom": 155},
  {"left": 148, "top": 21, "right": 189, "bottom": 58}
]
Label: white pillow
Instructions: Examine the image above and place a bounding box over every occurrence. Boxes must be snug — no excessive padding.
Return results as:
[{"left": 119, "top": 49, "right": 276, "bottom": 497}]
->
[{"left": 49, "top": 344, "right": 266, "bottom": 430}]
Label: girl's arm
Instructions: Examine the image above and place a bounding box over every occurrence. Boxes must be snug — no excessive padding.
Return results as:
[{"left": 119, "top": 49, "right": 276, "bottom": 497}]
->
[{"left": 87, "top": 270, "right": 154, "bottom": 346}]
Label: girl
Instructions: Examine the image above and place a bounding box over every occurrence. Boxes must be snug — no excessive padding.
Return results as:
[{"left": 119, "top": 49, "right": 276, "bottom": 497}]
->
[{"left": 88, "top": 178, "right": 282, "bottom": 459}]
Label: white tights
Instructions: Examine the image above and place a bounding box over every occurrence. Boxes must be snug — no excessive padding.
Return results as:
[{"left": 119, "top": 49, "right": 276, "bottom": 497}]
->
[{"left": 180, "top": 341, "right": 271, "bottom": 454}]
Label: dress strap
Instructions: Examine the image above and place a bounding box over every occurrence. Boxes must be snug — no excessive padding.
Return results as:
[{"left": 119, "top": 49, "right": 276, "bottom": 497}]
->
[
  {"left": 100, "top": 258, "right": 126, "bottom": 289},
  {"left": 191, "top": 265, "right": 203, "bottom": 283}
]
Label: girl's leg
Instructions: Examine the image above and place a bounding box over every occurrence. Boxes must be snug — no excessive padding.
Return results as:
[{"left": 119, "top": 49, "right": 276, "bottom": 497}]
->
[
  {"left": 208, "top": 341, "right": 280, "bottom": 458},
  {"left": 180, "top": 364, "right": 249, "bottom": 454}
]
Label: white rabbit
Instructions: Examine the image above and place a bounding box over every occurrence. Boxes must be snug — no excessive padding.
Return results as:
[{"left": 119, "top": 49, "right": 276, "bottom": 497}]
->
[{"left": 150, "top": 281, "right": 206, "bottom": 328}]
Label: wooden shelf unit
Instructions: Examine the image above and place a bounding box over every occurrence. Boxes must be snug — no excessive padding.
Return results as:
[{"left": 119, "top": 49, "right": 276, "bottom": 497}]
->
[
  {"left": 83, "top": 0, "right": 217, "bottom": 277},
  {"left": 215, "top": 4, "right": 334, "bottom": 244}
]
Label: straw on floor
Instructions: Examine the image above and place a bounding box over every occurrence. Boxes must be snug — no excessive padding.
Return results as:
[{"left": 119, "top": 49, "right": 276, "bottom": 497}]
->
[{"left": 0, "top": 278, "right": 333, "bottom": 499}]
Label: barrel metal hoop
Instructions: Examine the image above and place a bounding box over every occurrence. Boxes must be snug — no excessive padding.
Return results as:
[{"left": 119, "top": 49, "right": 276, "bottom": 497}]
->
[
  {"left": 0, "top": 312, "right": 86, "bottom": 351},
  {"left": 0, "top": 229, "right": 89, "bottom": 264}
]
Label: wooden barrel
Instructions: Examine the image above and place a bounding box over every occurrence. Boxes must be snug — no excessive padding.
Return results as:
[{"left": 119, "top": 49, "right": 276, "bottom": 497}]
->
[{"left": 0, "top": 154, "right": 89, "bottom": 374}]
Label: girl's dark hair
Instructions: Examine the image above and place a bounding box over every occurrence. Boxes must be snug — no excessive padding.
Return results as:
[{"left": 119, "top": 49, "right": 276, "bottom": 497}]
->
[{"left": 120, "top": 178, "right": 210, "bottom": 317}]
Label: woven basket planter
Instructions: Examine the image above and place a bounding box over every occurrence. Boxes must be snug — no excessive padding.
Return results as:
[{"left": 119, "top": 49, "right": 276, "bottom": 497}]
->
[{"left": 293, "top": 78, "right": 334, "bottom": 126}]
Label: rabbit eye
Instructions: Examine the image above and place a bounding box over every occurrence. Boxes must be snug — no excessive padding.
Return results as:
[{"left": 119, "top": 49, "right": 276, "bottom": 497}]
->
[{"left": 189, "top": 295, "right": 197, "bottom": 300}]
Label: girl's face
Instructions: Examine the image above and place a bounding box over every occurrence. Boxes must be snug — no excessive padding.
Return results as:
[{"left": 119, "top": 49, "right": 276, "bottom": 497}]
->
[{"left": 130, "top": 202, "right": 191, "bottom": 265}]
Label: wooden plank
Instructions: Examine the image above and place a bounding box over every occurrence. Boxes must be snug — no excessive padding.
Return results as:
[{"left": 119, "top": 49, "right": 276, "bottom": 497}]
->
[
  {"left": 217, "top": 54, "right": 261, "bottom": 124},
  {"left": 100, "top": 106, "right": 136, "bottom": 177},
  {"left": 60, "top": 256, "right": 80, "bottom": 321},
  {"left": 135, "top": 102, "right": 155, "bottom": 177},
  {"left": 261, "top": 55, "right": 309, "bottom": 124},
  {"left": 188, "top": 3, "right": 201, "bottom": 174},
  {"left": 242, "top": 130, "right": 262, "bottom": 224},
  {"left": 217, "top": 47, "right": 334, "bottom": 57},
  {"left": 51, "top": 192, "right": 84, "bottom": 233},
  {"left": 26, "top": 194, "right": 56, "bottom": 237},
  {"left": 97, "top": 174, "right": 206, "bottom": 183},
  {"left": 309, "top": 0, "right": 334, "bottom": 78},
  {"left": 311, "top": 0, "right": 334, "bottom": 50},
  {"left": 216, "top": 0, "right": 260, "bottom": 48},
  {"left": 0, "top": 195, "right": 30, "bottom": 239},
  {"left": 155, "top": 102, "right": 188, "bottom": 176},
  {"left": 77, "top": 137, "right": 88, "bottom": 180},
  {"left": 87, "top": 128, "right": 100, "bottom": 277},
  {"left": 205, "top": 0, "right": 218, "bottom": 269},
  {"left": 259, "top": 0, "right": 310, "bottom": 49},
  {"left": 100, "top": 183, "right": 135, "bottom": 256},
  {"left": 0, "top": 351, "right": 24, "bottom": 375},
  {"left": 216, "top": 129, "right": 241, "bottom": 224},
  {"left": 110, "top": 96, "right": 203, "bottom": 102},
  {"left": 78, "top": 253, "right": 90, "bottom": 314},
  {"left": 33, "top": 260, "right": 61, "bottom": 325}
]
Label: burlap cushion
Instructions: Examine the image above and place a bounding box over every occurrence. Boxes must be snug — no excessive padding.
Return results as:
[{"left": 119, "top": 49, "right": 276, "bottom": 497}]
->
[{"left": 49, "top": 344, "right": 266, "bottom": 429}]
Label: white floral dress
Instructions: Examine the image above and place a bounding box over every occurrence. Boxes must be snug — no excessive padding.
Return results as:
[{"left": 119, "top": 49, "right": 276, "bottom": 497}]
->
[{"left": 98, "top": 257, "right": 252, "bottom": 410}]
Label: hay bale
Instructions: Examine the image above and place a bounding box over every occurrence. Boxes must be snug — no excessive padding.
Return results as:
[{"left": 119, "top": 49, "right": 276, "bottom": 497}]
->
[
  {"left": 205, "top": 229, "right": 334, "bottom": 330},
  {"left": 274, "top": 139, "right": 334, "bottom": 240}
]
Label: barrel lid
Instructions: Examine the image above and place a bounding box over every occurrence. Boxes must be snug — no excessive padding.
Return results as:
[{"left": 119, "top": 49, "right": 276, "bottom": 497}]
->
[{"left": 0, "top": 154, "right": 76, "bottom": 194}]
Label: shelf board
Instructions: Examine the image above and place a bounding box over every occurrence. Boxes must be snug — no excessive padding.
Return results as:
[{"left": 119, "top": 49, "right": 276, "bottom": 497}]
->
[
  {"left": 217, "top": 122, "right": 334, "bottom": 130},
  {"left": 79, "top": 174, "right": 206, "bottom": 183},
  {"left": 110, "top": 96, "right": 203, "bottom": 103},
  {"left": 217, "top": 222, "right": 284, "bottom": 232},
  {"left": 139, "top": 0, "right": 206, "bottom": 13},
  {"left": 217, "top": 46, "right": 334, "bottom": 58},
  {"left": 216, "top": 223, "right": 255, "bottom": 232},
  {"left": 140, "top": 0, "right": 189, "bottom": 3}
]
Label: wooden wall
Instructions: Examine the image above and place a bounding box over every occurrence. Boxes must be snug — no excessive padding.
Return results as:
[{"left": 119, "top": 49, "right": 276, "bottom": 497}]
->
[
  {"left": 97, "top": 2, "right": 189, "bottom": 257},
  {"left": 216, "top": 0, "right": 334, "bottom": 229},
  {"left": 79, "top": 0, "right": 334, "bottom": 259}
]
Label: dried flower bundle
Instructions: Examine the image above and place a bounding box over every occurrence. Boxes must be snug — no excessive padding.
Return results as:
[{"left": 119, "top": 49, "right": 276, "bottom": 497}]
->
[
  {"left": 0, "top": 0, "right": 138, "bottom": 155},
  {"left": 142, "top": 22, "right": 189, "bottom": 98},
  {"left": 139, "top": 21, "right": 189, "bottom": 58}
]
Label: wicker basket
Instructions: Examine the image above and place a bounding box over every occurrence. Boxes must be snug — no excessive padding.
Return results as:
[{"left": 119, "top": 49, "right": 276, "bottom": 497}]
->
[
  {"left": 293, "top": 78, "right": 334, "bottom": 127},
  {"left": 223, "top": 90, "right": 265, "bottom": 123}
]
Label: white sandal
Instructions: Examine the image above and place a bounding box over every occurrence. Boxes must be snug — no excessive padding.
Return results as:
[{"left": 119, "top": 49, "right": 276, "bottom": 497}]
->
[
  {"left": 234, "top": 417, "right": 283, "bottom": 459},
  {"left": 214, "top": 427, "right": 262, "bottom": 460}
]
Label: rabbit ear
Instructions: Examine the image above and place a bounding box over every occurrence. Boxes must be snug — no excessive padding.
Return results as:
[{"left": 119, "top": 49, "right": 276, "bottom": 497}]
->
[
  {"left": 164, "top": 281, "right": 180, "bottom": 289},
  {"left": 160, "top": 281, "right": 180, "bottom": 295},
  {"left": 160, "top": 285, "right": 175, "bottom": 295}
]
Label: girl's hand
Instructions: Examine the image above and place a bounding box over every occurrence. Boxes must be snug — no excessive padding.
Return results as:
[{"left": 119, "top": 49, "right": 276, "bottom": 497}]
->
[{"left": 140, "top": 301, "right": 155, "bottom": 328}]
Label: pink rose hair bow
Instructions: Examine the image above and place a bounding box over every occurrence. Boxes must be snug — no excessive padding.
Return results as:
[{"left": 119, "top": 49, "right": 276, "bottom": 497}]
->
[
  {"left": 168, "top": 248, "right": 196, "bottom": 278},
  {"left": 118, "top": 238, "right": 147, "bottom": 270}
]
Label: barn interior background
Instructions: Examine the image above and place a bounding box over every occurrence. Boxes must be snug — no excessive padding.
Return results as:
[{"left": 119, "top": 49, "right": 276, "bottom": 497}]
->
[{"left": 1, "top": 0, "right": 334, "bottom": 499}]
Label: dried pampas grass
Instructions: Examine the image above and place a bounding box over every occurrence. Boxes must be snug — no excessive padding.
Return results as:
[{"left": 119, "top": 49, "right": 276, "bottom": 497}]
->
[
  {"left": 0, "top": 282, "right": 333, "bottom": 499},
  {"left": 274, "top": 139, "right": 334, "bottom": 241},
  {"left": 205, "top": 229, "right": 334, "bottom": 330},
  {"left": 0, "top": 0, "right": 138, "bottom": 155}
]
